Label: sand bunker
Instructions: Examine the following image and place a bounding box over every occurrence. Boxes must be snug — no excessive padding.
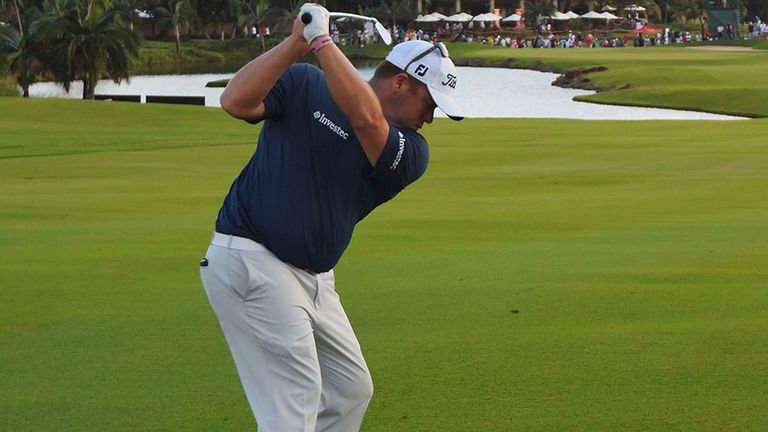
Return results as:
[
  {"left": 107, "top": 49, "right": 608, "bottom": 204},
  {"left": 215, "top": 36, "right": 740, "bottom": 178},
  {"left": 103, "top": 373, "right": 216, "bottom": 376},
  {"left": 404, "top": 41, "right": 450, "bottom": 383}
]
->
[{"left": 686, "top": 45, "right": 756, "bottom": 51}]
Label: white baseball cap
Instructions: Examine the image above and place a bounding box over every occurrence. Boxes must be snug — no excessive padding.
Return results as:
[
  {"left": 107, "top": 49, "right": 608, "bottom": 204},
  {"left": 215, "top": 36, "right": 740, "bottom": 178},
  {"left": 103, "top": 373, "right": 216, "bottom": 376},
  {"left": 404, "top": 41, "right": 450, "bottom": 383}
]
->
[{"left": 385, "top": 40, "right": 464, "bottom": 121}]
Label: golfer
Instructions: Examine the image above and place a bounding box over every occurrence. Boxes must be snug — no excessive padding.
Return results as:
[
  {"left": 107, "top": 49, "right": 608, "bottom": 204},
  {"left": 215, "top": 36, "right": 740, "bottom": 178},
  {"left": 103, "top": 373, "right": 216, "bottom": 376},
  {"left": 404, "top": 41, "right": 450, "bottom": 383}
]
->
[{"left": 200, "top": 3, "right": 462, "bottom": 431}]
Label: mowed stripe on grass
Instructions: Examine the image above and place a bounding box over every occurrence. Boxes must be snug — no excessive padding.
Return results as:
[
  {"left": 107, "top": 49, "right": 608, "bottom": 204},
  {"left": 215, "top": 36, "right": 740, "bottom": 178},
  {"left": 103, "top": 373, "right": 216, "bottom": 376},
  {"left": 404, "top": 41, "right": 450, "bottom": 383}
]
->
[{"left": 2, "top": 96, "right": 768, "bottom": 431}]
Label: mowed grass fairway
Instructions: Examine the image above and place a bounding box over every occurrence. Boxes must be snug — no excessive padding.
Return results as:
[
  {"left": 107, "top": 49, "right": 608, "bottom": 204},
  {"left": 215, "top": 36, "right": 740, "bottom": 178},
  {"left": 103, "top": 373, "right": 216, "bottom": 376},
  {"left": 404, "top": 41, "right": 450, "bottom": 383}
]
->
[{"left": 2, "top": 70, "right": 768, "bottom": 429}]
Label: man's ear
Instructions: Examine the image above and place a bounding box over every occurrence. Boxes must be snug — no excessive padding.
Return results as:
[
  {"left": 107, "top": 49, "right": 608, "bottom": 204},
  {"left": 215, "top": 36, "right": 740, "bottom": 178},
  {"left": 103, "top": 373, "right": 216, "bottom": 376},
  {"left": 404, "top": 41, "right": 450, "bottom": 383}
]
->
[{"left": 392, "top": 73, "right": 410, "bottom": 94}]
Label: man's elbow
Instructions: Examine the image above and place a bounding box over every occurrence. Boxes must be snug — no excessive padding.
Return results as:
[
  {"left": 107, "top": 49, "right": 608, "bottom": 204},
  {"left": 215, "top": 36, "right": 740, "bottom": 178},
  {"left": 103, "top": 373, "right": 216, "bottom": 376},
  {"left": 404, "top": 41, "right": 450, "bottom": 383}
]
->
[
  {"left": 220, "top": 91, "right": 265, "bottom": 122},
  {"left": 219, "top": 90, "right": 239, "bottom": 118}
]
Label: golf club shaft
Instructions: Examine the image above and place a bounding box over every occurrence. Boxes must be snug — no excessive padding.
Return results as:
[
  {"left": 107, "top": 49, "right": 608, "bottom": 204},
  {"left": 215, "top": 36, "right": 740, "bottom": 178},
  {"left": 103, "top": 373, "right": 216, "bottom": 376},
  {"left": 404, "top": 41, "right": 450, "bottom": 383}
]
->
[
  {"left": 328, "top": 12, "right": 378, "bottom": 23},
  {"left": 302, "top": 12, "right": 379, "bottom": 24},
  {"left": 301, "top": 10, "right": 392, "bottom": 45}
]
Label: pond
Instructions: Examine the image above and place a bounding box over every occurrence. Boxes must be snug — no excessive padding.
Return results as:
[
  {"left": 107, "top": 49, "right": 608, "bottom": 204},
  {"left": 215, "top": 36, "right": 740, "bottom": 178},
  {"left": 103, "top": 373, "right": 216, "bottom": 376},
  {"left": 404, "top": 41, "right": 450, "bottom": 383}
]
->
[{"left": 28, "top": 65, "right": 744, "bottom": 121}]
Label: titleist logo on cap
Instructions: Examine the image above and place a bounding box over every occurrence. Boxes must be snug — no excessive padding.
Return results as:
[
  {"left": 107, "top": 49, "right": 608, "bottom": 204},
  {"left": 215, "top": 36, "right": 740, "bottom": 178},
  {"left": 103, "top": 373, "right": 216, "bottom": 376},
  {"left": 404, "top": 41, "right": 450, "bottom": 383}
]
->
[{"left": 442, "top": 74, "right": 457, "bottom": 88}]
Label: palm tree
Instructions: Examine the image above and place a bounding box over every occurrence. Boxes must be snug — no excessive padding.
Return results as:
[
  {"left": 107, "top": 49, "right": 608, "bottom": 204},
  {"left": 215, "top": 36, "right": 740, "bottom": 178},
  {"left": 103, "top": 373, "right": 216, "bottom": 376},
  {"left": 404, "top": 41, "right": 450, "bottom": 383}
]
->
[
  {"left": 0, "top": 25, "right": 29, "bottom": 96},
  {"left": 113, "top": 0, "right": 151, "bottom": 31},
  {"left": 632, "top": 0, "right": 662, "bottom": 22},
  {"left": 652, "top": 0, "right": 706, "bottom": 23},
  {"left": 221, "top": 0, "right": 239, "bottom": 39},
  {"left": 151, "top": 0, "right": 191, "bottom": 53},
  {"left": 675, "top": 0, "right": 708, "bottom": 33},
  {"left": 364, "top": 0, "right": 414, "bottom": 30},
  {"left": 381, "top": 0, "right": 416, "bottom": 28},
  {"left": 1, "top": 0, "right": 25, "bottom": 33},
  {"left": 237, "top": 0, "right": 273, "bottom": 51},
  {"left": 37, "top": 0, "right": 141, "bottom": 99},
  {"left": 414, "top": 0, "right": 431, "bottom": 14},
  {"left": 324, "top": 0, "right": 358, "bottom": 12},
  {"left": 523, "top": 0, "right": 555, "bottom": 27},
  {"left": 745, "top": 0, "right": 768, "bottom": 21},
  {"left": 192, "top": 0, "right": 217, "bottom": 39},
  {"left": 0, "top": 2, "right": 44, "bottom": 97},
  {"left": 193, "top": 0, "right": 237, "bottom": 40},
  {"left": 267, "top": 0, "right": 301, "bottom": 35}
]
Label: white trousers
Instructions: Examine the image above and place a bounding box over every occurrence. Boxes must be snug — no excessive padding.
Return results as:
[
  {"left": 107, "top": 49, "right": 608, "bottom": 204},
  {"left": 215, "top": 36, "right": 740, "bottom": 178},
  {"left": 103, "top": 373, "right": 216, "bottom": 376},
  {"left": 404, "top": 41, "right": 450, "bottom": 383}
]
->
[{"left": 200, "top": 233, "right": 373, "bottom": 432}]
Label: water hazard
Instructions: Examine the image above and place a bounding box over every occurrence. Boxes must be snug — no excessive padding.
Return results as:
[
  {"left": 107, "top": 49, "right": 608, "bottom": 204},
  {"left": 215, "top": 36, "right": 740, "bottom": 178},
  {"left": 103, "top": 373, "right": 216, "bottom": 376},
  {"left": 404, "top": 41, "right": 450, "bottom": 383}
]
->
[{"left": 28, "top": 66, "right": 744, "bottom": 121}]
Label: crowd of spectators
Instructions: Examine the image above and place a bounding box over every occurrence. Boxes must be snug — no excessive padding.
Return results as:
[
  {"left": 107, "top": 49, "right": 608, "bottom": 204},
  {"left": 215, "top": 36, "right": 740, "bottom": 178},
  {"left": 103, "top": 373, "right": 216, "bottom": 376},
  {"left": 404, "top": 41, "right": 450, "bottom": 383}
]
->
[
  {"left": 383, "top": 28, "right": 731, "bottom": 49},
  {"left": 327, "top": 18, "right": 761, "bottom": 50},
  {"left": 747, "top": 17, "right": 767, "bottom": 39}
]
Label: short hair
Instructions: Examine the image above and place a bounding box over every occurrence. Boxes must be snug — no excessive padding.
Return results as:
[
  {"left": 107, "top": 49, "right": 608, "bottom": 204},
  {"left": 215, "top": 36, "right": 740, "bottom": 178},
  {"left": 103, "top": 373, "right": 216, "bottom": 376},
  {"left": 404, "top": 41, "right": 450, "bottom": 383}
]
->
[
  {"left": 371, "top": 60, "right": 425, "bottom": 93},
  {"left": 371, "top": 60, "right": 404, "bottom": 81}
]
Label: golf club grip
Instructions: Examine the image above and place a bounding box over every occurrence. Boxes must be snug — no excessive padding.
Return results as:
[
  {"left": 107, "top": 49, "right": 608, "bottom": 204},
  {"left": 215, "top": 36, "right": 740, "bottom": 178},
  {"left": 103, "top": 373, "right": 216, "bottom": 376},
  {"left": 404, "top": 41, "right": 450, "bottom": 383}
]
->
[{"left": 301, "top": 12, "right": 312, "bottom": 24}]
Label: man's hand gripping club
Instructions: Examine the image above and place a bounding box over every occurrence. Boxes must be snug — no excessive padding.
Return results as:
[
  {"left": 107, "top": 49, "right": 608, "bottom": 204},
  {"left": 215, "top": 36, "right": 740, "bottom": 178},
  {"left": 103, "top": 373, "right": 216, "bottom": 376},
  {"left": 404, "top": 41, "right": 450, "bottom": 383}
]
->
[{"left": 298, "top": 3, "right": 329, "bottom": 43}]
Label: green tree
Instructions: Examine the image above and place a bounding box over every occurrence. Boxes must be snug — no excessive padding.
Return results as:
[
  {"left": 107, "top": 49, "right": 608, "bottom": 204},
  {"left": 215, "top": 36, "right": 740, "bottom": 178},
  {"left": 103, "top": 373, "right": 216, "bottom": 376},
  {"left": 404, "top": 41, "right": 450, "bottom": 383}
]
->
[
  {"left": 324, "top": 0, "right": 359, "bottom": 12},
  {"left": 237, "top": 0, "right": 274, "bottom": 51},
  {"left": 632, "top": 0, "right": 662, "bottom": 22},
  {"left": 388, "top": 0, "right": 417, "bottom": 29},
  {"left": 674, "top": 0, "right": 709, "bottom": 33},
  {"left": 37, "top": 0, "right": 141, "bottom": 99},
  {"left": 362, "top": 0, "right": 414, "bottom": 30},
  {"left": 1, "top": 0, "right": 28, "bottom": 31},
  {"left": 523, "top": 0, "right": 556, "bottom": 26},
  {"left": 745, "top": 0, "right": 767, "bottom": 21},
  {"left": 0, "top": 3, "right": 44, "bottom": 97},
  {"left": 652, "top": 0, "right": 718, "bottom": 23},
  {"left": 191, "top": 0, "right": 216, "bottom": 39},
  {"left": 193, "top": 0, "right": 237, "bottom": 40},
  {"left": 150, "top": 0, "right": 191, "bottom": 53},
  {"left": 267, "top": 0, "right": 301, "bottom": 35},
  {"left": 113, "top": 0, "right": 151, "bottom": 30}
]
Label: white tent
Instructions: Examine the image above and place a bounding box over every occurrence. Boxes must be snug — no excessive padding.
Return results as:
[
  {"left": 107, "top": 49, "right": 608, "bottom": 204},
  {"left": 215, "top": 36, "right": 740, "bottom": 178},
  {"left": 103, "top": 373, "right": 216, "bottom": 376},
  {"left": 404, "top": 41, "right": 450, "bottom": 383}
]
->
[
  {"left": 473, "top": 12, "right": 503, "bottom": 22},
  {"left": 550, "top": 11, "right": 571, "bottom": 20},
  {"left": 444, "top": 12, "right": 474, "bottom": 22},
  {"left": 502, "top": 13, "right": 522, "bottom": 22},
  {"left": 580, "top": 11, "right": 604, "bottom": 19},
  {"left": 601, "top": 5, "right": 617, "bottom": 11},
  {"left": 415, "top": 14, "right": 441, "bottom": 22},
  {"left": 599, "top": 11, "right": 620, "bottom": 19},
  {"left": 624, "top": 5, "right": 647, "bottom": 11},
  {"left": 565, "top": 11, "right": 581, "bottom": 19},
  {"left": 426, "top": 12, "right": 448, "bottom": 20}
]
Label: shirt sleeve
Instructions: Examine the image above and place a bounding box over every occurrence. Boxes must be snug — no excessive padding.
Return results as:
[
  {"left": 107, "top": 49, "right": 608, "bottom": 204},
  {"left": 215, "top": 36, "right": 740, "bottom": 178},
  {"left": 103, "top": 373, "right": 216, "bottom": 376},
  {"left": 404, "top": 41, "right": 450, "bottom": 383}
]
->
[
  {"left": 244, "top": 64, "right": 312, "bottom": 123},
  {"left": 371, "top": 126, "right": 430, "bottom": 199},
  {"left": 262, "top": 66, "right": 297, "bottom": 120}
]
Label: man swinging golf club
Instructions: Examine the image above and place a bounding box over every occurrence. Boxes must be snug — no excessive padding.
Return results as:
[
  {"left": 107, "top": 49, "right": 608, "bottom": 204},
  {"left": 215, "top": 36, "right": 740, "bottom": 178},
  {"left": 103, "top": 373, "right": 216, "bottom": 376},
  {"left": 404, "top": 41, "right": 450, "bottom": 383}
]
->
[{"left": 200, "top": 3, "right": 463, "bottom": 430}]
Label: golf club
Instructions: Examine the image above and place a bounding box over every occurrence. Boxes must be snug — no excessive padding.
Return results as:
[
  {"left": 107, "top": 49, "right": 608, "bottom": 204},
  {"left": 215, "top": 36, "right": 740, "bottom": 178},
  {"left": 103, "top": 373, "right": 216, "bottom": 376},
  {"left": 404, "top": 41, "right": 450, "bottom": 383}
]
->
[{"left": 301, "top": 11, "right": 392, "bottom": 45}]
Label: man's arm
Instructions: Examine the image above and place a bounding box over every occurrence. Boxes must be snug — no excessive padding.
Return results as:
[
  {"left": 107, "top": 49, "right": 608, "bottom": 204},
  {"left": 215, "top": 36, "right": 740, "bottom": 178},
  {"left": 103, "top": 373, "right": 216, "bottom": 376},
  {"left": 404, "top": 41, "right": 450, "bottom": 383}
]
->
[
  {"left": 219, "top": 19, "right": 309, "bottom": 121},
  {"left": 314, "top": 43, "right": 389, "bottom": 167}
]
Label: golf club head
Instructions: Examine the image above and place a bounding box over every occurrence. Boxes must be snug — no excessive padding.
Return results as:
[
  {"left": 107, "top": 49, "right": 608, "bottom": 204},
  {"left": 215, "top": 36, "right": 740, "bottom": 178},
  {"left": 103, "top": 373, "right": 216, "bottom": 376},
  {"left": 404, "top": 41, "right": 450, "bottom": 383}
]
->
[
  {"left": 374, "top": 20, "right": 392, "bottom": 45},
  {"left": 328, "top": 12, "right": 392, "bottom": 45}
]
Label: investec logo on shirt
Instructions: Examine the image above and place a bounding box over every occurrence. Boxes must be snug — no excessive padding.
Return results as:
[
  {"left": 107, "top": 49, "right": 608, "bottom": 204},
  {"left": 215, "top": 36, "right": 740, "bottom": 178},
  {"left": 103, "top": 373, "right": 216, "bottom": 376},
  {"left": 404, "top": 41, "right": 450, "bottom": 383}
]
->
[
  {"left": 390, "top": 131, "right": 405, "bottom": 170},
  {"left": 313, "top": 111, "right": 349, "bottom": 140}
]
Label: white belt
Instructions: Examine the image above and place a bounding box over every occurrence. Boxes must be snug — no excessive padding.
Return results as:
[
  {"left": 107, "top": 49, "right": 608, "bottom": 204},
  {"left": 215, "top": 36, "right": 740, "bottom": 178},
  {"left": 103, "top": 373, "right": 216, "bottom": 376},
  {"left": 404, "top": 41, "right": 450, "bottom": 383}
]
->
[
  {"left": 211, "top": 232, "right": 269, "bottom": 252},
  {"left": 210, "top": 232, "right": 321, "bottom": 275}
]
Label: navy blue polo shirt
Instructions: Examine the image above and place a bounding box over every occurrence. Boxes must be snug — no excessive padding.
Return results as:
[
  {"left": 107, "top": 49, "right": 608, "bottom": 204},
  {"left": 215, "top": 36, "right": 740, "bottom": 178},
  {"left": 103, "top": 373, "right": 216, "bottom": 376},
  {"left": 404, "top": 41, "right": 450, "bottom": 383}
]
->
[{"left": 215, "top": 64, "right": 429, "bottom": 272}]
